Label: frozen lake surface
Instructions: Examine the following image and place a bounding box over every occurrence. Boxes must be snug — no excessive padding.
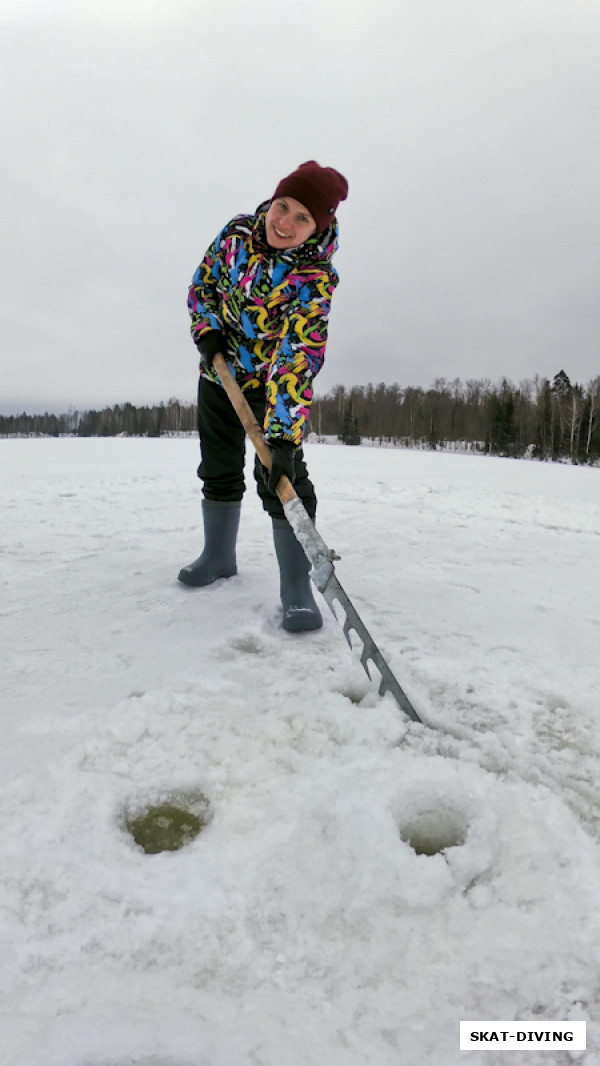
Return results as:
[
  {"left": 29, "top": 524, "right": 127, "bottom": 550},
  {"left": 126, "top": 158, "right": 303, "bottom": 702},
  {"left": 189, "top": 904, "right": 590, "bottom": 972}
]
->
[{"left": 1, "top": 437, "right": 599, "bottom": 1065}]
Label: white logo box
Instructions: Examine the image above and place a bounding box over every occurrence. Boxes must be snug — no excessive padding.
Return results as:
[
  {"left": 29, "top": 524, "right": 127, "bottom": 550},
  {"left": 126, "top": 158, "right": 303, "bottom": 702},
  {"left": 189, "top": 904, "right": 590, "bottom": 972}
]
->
[{"left": 460, "top": 1021, "right": 586, "bottom": 1051}]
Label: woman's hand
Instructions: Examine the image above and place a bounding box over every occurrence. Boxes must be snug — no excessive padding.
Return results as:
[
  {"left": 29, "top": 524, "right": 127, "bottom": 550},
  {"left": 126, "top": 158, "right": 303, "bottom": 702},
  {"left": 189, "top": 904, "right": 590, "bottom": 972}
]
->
[
  {"left": 197, "top": 330, "right": 226, "bottom": 371},
  {"left": 260, "top": 439, "right": 296, "bottom": 494}
]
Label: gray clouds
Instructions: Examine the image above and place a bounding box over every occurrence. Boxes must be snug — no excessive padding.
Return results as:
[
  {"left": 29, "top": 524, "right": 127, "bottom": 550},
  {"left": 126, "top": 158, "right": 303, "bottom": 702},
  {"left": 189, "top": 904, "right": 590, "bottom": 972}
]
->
[{"left": 2, "top": 0, "right": 599, "bottom": 414}]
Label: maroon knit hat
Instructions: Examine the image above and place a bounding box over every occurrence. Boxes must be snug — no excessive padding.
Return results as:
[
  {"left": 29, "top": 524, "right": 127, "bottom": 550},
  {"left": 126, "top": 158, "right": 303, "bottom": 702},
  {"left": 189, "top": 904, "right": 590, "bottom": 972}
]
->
[{"left": 272, "top": 160, "right": 348, "bottom": 233}]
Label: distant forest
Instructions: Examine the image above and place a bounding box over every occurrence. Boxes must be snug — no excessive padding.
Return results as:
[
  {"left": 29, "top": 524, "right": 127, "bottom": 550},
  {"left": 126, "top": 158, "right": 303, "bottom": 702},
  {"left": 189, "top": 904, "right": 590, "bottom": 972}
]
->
[{"left": 2, "top": 369, "right": 599, "bottom": 465}]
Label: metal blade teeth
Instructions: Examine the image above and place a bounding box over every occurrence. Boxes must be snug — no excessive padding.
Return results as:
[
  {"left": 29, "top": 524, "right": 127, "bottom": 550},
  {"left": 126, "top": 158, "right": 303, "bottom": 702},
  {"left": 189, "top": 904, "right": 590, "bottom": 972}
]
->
[
  {"left": 359, "top": 646, "right": 373, "bottom": 679},
  {"left": 317, "top": 574, "right": 421, "bottom": 723}
]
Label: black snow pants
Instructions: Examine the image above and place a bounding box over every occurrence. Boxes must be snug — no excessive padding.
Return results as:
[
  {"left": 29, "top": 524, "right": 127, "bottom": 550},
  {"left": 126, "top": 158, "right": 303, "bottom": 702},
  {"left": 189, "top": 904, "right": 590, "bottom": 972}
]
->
[{"left": 196, "top": 377, "right": 317, "bottom": 521}]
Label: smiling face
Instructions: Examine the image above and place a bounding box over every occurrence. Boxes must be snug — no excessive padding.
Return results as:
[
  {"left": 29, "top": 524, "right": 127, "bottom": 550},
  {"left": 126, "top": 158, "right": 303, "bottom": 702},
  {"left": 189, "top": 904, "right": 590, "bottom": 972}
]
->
[{"left": 265, "top": 196, "right": 317, "bottom": 250}]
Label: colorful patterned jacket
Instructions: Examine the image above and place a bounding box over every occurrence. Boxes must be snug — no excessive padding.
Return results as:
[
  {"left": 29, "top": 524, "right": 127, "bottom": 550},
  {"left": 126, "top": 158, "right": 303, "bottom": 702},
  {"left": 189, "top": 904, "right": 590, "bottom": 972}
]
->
[{"left": 188, "top": 201, "right": 341, "bottom": 446}]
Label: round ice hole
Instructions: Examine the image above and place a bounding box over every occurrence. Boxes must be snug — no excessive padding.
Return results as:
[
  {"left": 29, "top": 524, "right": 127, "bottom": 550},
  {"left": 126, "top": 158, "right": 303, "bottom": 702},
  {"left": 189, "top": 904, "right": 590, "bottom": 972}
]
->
[
  {"left": 400, "top": 807, "right": 468, "bottom": 856},
  {"left": 125, "top": 791, "right": 210, "bottom": 854}
]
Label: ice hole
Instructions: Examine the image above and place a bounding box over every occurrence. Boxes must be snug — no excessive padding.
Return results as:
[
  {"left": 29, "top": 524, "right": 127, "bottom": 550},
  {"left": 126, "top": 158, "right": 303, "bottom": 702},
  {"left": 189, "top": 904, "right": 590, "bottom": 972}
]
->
[
  {"left": 399, "top": 807, "right": 468, "bottom": 856},
  {"left": 124, "top": 789, "right": 210, "bottom": 855}
]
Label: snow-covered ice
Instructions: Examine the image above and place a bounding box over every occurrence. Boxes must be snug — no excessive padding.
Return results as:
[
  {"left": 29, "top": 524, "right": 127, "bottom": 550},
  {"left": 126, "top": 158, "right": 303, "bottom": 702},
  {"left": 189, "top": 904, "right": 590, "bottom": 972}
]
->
[{"left": 1, "top": 437, "right": 600, "bottom": 1065}]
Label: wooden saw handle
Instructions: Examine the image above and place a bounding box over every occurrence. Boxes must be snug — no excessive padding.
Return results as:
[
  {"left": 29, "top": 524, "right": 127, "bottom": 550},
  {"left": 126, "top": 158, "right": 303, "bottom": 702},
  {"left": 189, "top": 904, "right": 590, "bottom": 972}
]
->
[{"left": 212, "top": 353, "right": 297, "bottom": 505}]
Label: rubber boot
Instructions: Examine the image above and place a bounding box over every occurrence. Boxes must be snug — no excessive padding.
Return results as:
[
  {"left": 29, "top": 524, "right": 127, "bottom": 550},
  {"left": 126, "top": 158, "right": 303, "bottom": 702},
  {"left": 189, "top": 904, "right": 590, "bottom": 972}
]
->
[
  {"left": 178, "top": 500, "right": 241, "bottom": 587},
  {"left": 272, "top": 517, "right": 323, "bottom": 632}
]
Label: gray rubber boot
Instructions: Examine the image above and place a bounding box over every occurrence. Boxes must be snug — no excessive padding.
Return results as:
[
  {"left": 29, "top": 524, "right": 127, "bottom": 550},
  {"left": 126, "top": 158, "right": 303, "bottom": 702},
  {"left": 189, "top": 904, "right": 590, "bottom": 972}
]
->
[
  {"left": 178, "top": 500, "right": 241, "bottom": 587},
  {"left": 272, "top": 517, "right": 323, "bottom": 632}
]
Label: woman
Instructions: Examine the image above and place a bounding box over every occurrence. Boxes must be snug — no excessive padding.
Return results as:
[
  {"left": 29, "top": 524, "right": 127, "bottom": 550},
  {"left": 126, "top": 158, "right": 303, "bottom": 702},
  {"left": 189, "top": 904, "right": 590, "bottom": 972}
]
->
[{"left": 178, "top": 160, "right": 348, "bottom": 632}]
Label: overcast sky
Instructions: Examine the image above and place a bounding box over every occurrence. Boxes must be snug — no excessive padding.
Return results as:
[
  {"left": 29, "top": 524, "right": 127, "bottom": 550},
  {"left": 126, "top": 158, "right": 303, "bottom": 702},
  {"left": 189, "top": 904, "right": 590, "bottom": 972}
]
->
[{"left": 2, "top": 0, "right": 599, "bottom": 415}]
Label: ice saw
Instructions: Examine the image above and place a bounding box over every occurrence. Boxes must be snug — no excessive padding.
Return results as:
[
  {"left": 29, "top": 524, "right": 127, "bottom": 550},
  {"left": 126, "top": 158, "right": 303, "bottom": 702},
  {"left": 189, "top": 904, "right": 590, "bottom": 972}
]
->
[{"left": 213, "top": 353, "right": 421, "bottom": 723}]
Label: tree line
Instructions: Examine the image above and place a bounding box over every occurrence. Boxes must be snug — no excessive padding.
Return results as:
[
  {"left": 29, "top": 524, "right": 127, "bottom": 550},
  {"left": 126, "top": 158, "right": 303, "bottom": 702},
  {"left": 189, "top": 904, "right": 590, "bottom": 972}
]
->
[
  {"left": 0, "top": 399, "right": 196, "bottom": 439},
  {"left": 314, "top": 370, "right": 600, "bottom": 464},
  {"left": 1, "top": 371, "right": 599, "bottom": 464}
]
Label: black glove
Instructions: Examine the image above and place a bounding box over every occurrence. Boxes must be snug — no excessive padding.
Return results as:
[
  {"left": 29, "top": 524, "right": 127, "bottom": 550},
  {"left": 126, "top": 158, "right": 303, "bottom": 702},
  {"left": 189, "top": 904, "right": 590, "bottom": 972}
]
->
[
  {"left": 197, "top": 330, "right": 226, "bottom": 372},
  {"left": 261, "top": 439, "right": 296, "bottom": 494}
]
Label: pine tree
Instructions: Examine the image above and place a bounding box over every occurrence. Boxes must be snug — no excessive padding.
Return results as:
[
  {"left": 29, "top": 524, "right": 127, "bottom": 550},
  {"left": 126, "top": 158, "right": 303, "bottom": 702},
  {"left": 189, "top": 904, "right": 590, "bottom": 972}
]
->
[{"left": 339, "top": 402, "right": 361, "bottom": 445}]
